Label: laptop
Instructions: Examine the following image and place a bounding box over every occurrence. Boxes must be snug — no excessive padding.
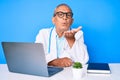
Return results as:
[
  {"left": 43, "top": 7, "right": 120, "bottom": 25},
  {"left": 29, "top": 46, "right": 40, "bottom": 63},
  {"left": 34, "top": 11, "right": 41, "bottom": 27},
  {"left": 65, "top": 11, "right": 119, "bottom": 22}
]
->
[{"left": 2, "top": 42, "right": 63, "bottom": 77}]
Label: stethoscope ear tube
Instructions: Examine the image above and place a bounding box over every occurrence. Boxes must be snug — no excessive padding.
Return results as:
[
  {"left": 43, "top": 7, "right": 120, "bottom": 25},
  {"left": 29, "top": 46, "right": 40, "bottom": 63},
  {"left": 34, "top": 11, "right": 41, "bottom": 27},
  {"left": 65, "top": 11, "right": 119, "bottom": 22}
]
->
[{"left": 48, "top": 27, "right": 54, "bottom": 53}]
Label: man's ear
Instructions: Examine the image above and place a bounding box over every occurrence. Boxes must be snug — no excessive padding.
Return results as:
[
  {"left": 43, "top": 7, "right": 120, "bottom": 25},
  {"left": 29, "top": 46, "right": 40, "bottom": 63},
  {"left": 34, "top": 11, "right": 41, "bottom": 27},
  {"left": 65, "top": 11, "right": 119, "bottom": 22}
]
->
[{"left": 52, "top": 17, "right": 55, "bottom": 24}]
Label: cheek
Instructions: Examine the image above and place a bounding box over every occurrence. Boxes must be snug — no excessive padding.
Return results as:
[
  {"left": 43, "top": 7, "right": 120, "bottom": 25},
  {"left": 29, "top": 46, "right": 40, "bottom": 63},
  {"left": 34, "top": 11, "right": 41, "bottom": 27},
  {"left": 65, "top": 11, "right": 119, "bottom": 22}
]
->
[
  {"left": 55, "top": 18, "right": 62, "bottom": 25},
  {"left": 69, "top": 20, "right": 73, "bottom": 25}
]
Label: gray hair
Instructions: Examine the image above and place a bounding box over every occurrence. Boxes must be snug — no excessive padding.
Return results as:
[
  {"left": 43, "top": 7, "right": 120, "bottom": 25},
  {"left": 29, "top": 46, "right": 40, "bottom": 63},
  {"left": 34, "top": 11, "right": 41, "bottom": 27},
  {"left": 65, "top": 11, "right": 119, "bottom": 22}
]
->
[{"left": 53, "top": 3, "right": 73, "bottom": 17}]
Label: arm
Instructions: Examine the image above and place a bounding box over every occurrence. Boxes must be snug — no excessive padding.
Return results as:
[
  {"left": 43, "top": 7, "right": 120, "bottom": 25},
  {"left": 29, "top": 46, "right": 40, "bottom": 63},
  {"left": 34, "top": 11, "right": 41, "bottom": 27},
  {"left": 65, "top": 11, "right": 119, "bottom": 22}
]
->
[
  {"left": 48, "top": 57, "right": 73, "bottom": 67},
  {"left": 48, "top": 27, "right": 89, "bottom": 67},
  {"left": 62, "top": 27, "right": 89, "bottom": 65},
  {"left": 70, "top": 30, "right": 89, "bottom": 64}
]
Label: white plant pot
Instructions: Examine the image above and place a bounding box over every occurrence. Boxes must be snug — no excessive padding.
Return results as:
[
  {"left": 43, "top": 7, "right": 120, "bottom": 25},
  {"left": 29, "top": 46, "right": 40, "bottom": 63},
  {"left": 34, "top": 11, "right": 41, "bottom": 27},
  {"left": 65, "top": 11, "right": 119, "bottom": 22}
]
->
[
  {"left": 72, "top": 64, "right": 88, "bottom": 80},
  {"left": 72, "top": 68, "right": 83, "bottom": 80},
  {"left": 72, "top": 65, "right": 87, "bottom": 80}
]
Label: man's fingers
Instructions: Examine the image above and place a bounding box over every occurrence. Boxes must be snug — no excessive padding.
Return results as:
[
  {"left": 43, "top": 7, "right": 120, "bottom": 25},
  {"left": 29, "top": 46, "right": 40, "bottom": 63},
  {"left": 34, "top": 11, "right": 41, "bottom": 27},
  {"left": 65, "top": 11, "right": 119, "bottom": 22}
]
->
[
  {"left": 73, "top": 26, "right": 82, "bottom": 32},
  {"left": 65, "top": 62, "right": 71, "bottom": 67},
  {"left": 63, "top": 61, "right": 72, "bottom": 67},
  {"left": 64, "top": 26, "right": 82, "bottom": 34},
  {"left": 60, "top": 57, "right": 72, "bottom": 67},
  {"left": 64, "top": 31, "right": 73, "bottom": 37}
]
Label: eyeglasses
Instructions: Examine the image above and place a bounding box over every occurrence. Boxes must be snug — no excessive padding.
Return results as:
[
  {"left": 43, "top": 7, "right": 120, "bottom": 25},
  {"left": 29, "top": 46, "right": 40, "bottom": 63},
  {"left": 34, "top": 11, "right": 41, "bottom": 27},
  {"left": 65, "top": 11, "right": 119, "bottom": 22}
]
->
[{"left": 54, "top": 11, "right": 73, "bottom": 18}]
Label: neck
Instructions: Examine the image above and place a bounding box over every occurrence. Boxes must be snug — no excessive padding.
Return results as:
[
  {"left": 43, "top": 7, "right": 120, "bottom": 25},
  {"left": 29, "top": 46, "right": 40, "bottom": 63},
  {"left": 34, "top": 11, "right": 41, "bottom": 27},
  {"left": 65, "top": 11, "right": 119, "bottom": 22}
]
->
[
  {"left": 56, "top": 29, "right": 64, "bottom": 38},
  {"left": 57, "top": 31, "right": 64, "bottom": 38}
]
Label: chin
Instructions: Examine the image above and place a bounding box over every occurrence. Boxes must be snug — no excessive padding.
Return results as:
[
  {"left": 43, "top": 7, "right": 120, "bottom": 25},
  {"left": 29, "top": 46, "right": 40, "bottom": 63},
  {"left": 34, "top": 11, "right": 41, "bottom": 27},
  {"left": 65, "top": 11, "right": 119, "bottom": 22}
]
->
[
  {"left": 61, "top": 26, "right": 69, "bottom": 31},
  {"left": 61, "top": 28, "right": 68, "bottom": 32}
]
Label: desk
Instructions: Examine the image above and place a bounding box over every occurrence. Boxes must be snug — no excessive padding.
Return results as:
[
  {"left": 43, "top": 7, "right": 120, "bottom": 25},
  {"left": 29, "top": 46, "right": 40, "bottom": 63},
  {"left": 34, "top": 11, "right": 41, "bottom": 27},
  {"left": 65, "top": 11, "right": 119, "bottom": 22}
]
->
[{"left": 0, "top": 63, "right": 120, "bottom": 80}]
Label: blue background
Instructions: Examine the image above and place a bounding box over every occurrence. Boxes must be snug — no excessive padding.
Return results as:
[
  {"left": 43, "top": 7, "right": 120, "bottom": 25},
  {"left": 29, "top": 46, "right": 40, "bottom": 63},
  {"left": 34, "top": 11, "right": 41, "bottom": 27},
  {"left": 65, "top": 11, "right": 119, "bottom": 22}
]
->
[{"left": 0, "top": 0, "right": 120, "bottom": 64}]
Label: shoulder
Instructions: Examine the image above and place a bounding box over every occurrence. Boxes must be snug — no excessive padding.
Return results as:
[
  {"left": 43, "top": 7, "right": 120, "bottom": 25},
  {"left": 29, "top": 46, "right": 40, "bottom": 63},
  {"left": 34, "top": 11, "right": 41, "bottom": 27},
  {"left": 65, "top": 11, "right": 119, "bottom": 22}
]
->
[
  {"left": 35, "top": 27, "right": 53, "bottom": 43},
  {"left": 37, "top": 27, "right": 53, "bottom": 35},
  {"left": 36, "top": 27, "right": 53, "bottom": 38}
]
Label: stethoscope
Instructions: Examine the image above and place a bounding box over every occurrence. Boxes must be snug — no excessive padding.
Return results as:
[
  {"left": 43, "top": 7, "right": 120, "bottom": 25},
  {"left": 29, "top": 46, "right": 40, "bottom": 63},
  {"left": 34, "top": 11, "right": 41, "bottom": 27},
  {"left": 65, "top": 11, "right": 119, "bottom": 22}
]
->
[
  {"left": 48, "top": 26, "right": 72, "bottom": 54},
  {"left": 48, "top": 27, "right": 54, "bottom": 53}
]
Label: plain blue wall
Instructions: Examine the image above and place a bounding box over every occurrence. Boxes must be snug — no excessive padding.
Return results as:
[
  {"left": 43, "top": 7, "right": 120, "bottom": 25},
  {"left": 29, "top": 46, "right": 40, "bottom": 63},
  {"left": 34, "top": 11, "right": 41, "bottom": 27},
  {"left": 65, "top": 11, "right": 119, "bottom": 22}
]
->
[{"left": 0, "top": 0, "right": 120, "bottom": 64}]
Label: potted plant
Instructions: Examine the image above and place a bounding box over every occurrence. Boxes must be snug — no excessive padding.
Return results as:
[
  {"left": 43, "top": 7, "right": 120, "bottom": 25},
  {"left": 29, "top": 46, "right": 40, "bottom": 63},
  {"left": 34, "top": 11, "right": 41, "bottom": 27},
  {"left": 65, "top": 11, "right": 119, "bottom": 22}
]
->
[
  {"left": 72, "top": 62, "right": 83, "bottom": 79},
  {"left": 73, "top": 62, "right": 83, "bottom": 69}
]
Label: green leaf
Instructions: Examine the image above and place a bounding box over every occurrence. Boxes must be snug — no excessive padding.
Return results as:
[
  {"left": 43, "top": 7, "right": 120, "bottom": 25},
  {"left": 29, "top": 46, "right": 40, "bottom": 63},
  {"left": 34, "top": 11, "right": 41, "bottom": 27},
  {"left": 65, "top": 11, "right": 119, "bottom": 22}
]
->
[{"left": 73, "top": 62, "right": 83, "bottom": 69}]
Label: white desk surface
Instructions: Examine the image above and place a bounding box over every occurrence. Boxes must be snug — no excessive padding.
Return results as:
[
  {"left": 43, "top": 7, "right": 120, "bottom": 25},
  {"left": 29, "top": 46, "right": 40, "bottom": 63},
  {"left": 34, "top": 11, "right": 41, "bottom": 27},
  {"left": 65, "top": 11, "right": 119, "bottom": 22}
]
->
[{"left": 0, "top": 63, "right": 120, "bottom": 80}]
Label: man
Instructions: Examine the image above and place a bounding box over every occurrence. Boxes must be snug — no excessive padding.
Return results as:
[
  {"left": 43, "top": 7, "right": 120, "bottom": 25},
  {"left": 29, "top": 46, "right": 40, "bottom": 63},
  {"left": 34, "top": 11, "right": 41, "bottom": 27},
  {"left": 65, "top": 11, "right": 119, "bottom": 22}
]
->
[{"left": 35, "top": 3, "right": 89, "bottom": 67}]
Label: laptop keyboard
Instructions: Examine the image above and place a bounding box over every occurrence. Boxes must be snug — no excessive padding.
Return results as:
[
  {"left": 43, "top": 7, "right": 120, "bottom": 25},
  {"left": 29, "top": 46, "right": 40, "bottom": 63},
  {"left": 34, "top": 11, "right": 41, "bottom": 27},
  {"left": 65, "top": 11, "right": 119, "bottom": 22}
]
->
[{"left": 48, "top": 66, "right": 63, "bottom": 76}]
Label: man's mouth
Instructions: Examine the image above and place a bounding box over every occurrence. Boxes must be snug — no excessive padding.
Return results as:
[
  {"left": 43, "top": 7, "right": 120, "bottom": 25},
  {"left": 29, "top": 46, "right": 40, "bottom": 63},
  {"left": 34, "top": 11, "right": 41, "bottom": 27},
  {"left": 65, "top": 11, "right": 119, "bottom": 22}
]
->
[{"left": 62, "top": 22, "right": 67, "bottom": 25}]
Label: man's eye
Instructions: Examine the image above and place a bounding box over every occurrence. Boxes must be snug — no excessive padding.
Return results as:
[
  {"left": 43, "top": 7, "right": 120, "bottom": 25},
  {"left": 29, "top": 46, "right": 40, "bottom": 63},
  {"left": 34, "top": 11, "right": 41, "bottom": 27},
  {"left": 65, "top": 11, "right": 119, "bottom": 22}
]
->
[
  {"left": 58, "top": 13, "right": 63, "bottom": 16},
  {"left": 67, "top": 13, "right": 72, "bottom": 17}
]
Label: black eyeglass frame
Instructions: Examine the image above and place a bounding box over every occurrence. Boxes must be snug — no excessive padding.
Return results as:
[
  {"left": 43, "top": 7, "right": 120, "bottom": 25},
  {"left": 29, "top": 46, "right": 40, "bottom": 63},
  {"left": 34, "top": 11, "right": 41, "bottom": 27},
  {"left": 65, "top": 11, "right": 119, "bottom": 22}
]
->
[{"left": 53, "top": 11, "right": 73, "bottom": 18}]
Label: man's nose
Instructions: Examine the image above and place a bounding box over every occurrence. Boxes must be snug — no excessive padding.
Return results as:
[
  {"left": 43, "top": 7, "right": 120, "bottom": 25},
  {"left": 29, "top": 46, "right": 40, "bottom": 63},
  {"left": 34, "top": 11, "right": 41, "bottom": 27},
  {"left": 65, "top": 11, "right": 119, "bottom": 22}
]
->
[{"left": 63, "top": 14, "right": 67, "bottom": 20}]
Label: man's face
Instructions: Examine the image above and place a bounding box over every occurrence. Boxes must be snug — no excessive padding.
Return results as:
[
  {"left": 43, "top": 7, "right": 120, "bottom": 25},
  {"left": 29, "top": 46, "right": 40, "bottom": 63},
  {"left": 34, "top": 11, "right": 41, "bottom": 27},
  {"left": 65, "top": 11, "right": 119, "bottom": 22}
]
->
[{"left": 52, "top": 6, "right": 73, "bottom": 32}]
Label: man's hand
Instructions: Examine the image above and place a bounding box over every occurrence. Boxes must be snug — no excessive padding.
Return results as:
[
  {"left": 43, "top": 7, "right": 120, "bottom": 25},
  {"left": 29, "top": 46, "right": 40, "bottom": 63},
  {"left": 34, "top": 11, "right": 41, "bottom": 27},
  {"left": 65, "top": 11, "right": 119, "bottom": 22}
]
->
[
  {"left": 64, "top": 26, "right": 82, "bottom": 39},
  {"left": 64, "top": 26, "right": 82, "bottom": 48},
  {"left": 48, "top": 57, "right": 73, "bottom": 67}
]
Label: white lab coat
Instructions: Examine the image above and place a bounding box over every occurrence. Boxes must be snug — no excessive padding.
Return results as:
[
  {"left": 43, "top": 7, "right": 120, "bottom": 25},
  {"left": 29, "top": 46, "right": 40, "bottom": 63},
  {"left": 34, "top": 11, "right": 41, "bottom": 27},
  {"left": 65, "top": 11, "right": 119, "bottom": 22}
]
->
[{"left": 35, "top": 27, "right": 89, "bottom": 65}]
